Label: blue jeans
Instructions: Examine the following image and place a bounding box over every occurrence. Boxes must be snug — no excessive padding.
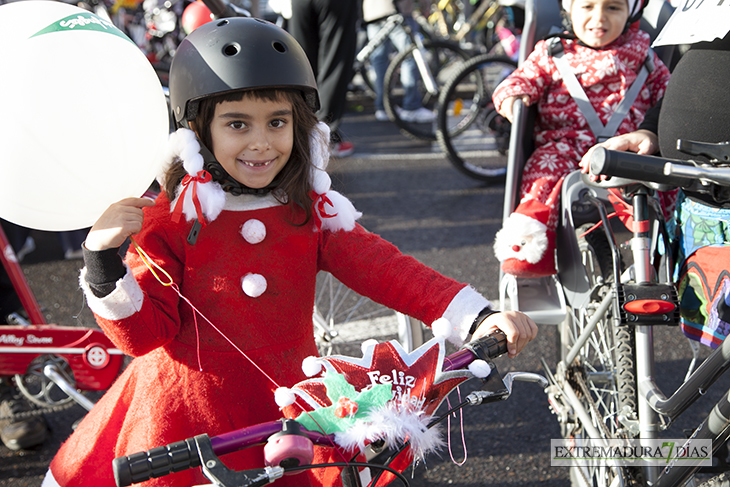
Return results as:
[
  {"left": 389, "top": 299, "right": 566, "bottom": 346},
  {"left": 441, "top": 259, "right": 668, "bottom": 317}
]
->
[{"left": 366, "top": 16, "right": 422, "bottom": 112}]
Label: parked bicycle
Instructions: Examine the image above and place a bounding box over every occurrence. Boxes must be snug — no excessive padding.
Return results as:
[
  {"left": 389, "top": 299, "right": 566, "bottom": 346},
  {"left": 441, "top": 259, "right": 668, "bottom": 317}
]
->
[
  {"left": 435, "top": 52, "right": 517, "bottom": 182},
  {"left": 112, "top": 330, "right": 547, "bottom": 486},
  {"left": 534, "top": 140, "right": 730, "bottom": 487},
  {"left": 422, "top": 0, "right": 524, "bottom": 57},
  {"left": 357, "top": 9, "right": 469, "bottom": 142}
]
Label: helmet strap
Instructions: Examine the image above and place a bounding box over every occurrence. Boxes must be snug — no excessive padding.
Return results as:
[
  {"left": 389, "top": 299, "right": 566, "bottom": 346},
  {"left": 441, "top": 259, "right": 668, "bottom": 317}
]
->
[{"left": 198, "top": 142, "right": 279, "bottom": 196}]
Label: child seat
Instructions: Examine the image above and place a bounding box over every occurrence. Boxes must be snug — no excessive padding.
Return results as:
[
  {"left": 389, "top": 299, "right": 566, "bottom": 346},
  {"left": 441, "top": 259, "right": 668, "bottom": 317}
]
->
[{"left": 497, "top": 0, "right": 676, "bottom": 324}]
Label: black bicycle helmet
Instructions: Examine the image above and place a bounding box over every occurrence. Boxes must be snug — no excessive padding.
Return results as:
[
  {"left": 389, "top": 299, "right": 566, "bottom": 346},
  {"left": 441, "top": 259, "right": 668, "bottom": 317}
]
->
[{"left": 169, "top": 16, "right": 319, "bottom": 126}]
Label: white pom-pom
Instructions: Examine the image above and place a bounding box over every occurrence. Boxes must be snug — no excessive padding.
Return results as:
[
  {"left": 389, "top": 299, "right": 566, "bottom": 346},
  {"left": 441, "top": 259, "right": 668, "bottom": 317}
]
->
[
  {"left": 241, "top": 274, "right": 267, "bottom": 298},
  {"left": 468, "top": 359, "right": 492, "bottom": 378},
  {"left": 302, "top": 356, "right": 323, "bottom": 377},
  {"left": 274, "top": 387, "right": 296, "bottom": 408},
  {"left": 431, "top": 318, "right": 454, "bottom": 339},
  {"left": 241, "top": 219, "right": 266, "bottom": 244},
  {"left": 361, "top": 339, "right": 378, "bottom": 354},
  {"left": 312, "top": 169, "right": 331, "bottom": 195}
]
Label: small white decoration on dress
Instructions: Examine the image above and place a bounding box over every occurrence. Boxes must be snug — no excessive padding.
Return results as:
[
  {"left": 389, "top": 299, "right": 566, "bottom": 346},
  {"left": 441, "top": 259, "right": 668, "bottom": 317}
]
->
[
  {"left": 241, "top": 219, "right": 266, "bottom": 244},
  {"left": 242, "top": 273, "right": 267, "bottom": 298}
]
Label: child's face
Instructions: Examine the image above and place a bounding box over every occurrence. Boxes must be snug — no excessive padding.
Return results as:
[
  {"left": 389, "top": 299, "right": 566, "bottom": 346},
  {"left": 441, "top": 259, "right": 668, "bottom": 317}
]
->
[
  {"left": 571, "top": 0, "right": 629, "bottom": 48},
  {"left": 209, "top": 95, "right": 294, "bottom": 189}
]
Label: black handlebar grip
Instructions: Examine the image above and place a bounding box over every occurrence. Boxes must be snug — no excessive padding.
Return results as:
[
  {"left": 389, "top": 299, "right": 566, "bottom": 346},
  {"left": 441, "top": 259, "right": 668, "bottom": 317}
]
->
[
  {"left": 463, "top": 331, "right": 508, "bottom": 362},
  {"left": 113, "top": 437, "right": 201, "bottom": 487},
  {"left": 589, "top": 147, "right": 693, "bottom": 187}
]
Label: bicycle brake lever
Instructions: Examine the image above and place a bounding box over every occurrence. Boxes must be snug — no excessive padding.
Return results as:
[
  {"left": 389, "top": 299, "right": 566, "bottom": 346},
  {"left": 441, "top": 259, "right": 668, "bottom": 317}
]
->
[
  {"left": 466, "top": 363, "right": 509, "bottom": 405},
  {"left": 195, "top": 435, "right": 284, "bottom": 487}
]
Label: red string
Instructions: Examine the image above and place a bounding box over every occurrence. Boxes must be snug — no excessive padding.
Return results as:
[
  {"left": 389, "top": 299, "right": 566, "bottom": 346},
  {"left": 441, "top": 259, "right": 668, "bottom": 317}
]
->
[{"left": 171, "top": 170, "right": 212, "bottom": 227}]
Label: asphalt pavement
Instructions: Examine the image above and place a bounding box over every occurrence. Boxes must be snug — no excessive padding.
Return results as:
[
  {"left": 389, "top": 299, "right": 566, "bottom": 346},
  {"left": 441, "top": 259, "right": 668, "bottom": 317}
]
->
[{"left": 3, "top": 93, "right": 729, "bottom": 486}]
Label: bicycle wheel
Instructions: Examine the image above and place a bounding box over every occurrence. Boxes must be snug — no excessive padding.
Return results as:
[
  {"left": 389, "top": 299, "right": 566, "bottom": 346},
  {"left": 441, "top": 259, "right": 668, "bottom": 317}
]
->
[
  {"left": 436, "top": 53, "right": 517, "bottom": 182},
  {"left": 383, "top": 39, "right": 469, "bottom": 141},
  {"left": 313, "top": 271, "right": 425, "bottom": 356},
  {"left": 557, "top": 224, "right": 636, "bottom": 487}
]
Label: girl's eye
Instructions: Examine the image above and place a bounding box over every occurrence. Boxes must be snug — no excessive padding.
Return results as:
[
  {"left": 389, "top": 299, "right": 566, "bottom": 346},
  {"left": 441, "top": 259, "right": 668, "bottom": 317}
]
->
[
  {"left": 229, "top": 121, "right": 246, "bottom": 130},
  {"left": 270, "top": 119, "right": 287, "bottom": 128}
]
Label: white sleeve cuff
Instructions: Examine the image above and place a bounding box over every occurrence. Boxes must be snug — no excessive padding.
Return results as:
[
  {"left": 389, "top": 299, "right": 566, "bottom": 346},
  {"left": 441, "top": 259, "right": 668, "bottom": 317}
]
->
[
  {"left": 79, "top": 265, "right": 144, "bottom": 321},
  {"left": 438, "top": 286, "right": 492, "bottom": 346}
]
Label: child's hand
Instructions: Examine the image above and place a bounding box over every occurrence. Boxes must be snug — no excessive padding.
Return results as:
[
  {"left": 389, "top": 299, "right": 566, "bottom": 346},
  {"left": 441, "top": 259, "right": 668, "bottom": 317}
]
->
[
  {"left": 498, "top": 95, "right": 530, "bottom": 123},
  {"left": 472, "top": 310, "right": 537, "bottom": 358},
  {"left": 579, "top": 130, "right": 659, "bottom": 181},
  {"left": 85, "top": 197, "right": 156, "bottom": 251}
]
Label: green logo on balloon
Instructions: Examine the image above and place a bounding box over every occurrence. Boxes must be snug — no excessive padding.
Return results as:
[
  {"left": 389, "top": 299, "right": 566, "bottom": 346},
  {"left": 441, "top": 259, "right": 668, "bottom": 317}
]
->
[{"left": 31, "top": 13, "right": 132, "bottom": 43}]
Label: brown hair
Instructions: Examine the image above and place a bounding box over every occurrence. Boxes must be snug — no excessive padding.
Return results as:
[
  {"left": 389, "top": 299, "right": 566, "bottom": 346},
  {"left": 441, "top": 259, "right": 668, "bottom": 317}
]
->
[{"left": 163, "top": 89, "right": 319, "bottom": 225}]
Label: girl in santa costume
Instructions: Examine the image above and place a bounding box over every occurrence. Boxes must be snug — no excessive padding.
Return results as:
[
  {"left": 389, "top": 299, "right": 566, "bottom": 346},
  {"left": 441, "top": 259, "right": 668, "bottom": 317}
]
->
[
  {"left": 42, "top": 17, "right": 536, "bottom": 487},
  {"left": 492, "top": 0, "right": 671, "bottom": 278}
]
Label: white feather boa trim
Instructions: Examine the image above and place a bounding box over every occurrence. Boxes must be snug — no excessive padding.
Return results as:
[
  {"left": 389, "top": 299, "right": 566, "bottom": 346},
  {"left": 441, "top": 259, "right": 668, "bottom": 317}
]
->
[
  {"left": 334, "top": 403, "right": 444, "bottom": 462},
  {"left": 164, "top": 123, "right": 361, "bottom": 232}
]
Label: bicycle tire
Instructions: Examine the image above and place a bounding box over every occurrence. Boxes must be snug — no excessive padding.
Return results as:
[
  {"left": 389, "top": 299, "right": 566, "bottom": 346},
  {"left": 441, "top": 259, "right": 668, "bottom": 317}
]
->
[
  {"left": 436, "top": 53, "right": 517, "bottom": 182},
  {"left": 557, "top": 223, "right": 637, "bottom": 487},
  {"left": 383, "top": 39, "right": 469, "bottom": 141},
  {"left": 313, "top": 272, "right": 425, "bottom": 356}
]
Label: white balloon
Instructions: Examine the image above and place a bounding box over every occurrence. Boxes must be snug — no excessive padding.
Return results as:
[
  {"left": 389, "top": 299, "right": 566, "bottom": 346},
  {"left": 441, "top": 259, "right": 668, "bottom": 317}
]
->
[{"left": 0, "top": 1, "right": 169, "bottom": 231}]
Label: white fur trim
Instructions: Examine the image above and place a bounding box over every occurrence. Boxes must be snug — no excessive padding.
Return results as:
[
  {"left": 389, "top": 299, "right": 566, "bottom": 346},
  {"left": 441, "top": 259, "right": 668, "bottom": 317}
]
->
[
  {"left": 334, "top": 405, "right": 444, "bottom": 462},
  {"left": 493, "top": 212, "right": 548, "bottom": 264},
  {"left": 315, "top": 190, "right": 363, "bottom": 233},
  {"left": 468, "top": 360, "right": 492, "bottom": 378},
  {"left": 310, "top": 122, "right": 331, "bottom": 172},
  {"left": 439, "top": 286, "right": 491, "bottom": 345},
  {"left": 79, "top": 266, "right": 144, "bottom": 321},
  {"left": 274, "top": 387, "right": 296, "bottom": 408},
  {"left": 167, "top": 128, "right": 227, "bottom": 224}
]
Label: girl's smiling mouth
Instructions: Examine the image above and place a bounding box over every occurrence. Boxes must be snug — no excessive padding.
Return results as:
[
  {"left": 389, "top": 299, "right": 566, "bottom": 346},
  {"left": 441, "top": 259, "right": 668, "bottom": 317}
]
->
[{"left": 241, "top": 159, "right": 275, "bottom": 168}]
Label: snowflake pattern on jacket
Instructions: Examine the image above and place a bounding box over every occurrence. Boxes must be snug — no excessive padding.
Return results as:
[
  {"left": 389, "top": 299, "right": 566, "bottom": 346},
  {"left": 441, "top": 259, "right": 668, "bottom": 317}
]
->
[{"left": 492, "top": 25, "right": 671, "bottom": 226}]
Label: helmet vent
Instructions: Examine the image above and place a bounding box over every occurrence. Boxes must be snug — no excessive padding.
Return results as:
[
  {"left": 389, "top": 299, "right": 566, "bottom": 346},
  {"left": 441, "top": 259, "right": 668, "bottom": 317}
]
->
[
  {"left": 272, "top": 41, "right": 287, "bottom": 54},
  {"left": 223, "top": 43, "right": 241, "bottom": 57}
]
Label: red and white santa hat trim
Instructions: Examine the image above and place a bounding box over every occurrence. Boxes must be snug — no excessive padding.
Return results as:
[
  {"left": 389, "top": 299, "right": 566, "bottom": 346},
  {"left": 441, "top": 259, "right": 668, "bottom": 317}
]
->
[{"left": 165, "top": 121, "right": 362, "bottom": 232}]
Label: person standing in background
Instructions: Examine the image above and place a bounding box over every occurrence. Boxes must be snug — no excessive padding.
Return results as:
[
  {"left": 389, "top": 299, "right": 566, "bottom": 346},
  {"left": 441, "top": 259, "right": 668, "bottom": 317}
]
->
[
  {"left": 363, "top": 0, "right": 436, "bottom": 123},
  {"left": 287, "top": 0, "right": 358, "bottom": 157}
]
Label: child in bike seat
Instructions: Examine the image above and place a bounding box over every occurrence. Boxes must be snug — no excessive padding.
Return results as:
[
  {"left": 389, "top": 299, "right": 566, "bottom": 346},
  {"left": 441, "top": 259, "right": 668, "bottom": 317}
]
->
[
  {"left": 491, "top": 0, "right": 670, "bottom": 278},
  {"left": 42, "top": 18, "right": 537, "bottom": 487}
]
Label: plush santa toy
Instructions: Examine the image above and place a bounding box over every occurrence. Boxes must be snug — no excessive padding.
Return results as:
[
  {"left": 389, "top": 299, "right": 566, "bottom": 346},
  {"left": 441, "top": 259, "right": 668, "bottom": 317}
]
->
[{"left": 493, "top": 198, "right": 557, "bottom": 278}]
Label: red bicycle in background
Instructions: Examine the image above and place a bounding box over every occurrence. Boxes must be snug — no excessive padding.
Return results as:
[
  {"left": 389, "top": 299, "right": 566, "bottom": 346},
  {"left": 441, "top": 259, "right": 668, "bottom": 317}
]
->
[{"left": 0, "top": 225, "right": 124, "bottom": 412}]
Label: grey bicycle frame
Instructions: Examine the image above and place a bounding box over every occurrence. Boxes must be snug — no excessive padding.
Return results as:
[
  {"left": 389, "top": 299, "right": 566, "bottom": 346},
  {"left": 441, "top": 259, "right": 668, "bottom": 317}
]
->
[
  {"left": 354, "top": 13, "right": 439, "bottom": 96},
  {"left": 559, "top": 166, "right": 730, "bottom": 487}
]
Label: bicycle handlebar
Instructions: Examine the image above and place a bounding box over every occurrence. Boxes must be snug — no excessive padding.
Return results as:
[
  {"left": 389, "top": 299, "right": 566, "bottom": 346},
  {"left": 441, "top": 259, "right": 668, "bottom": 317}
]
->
[
  {"left": 588, "top": 144, "right": 730, "bottom": 197},
  {"left": 112, "top": 332, "right": 509, "bottom": 486}
]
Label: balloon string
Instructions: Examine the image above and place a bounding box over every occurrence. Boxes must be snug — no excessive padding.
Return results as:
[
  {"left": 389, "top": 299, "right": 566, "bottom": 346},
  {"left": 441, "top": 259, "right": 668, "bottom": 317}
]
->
[
  {"left": 128, "top": 236, "right": 347, "bottom": 460},
  {"left": 129, "top": 236, "right": 281, "bottom": 384},
  {"left": 445, "top": 386, "right": 468, "bottom": 466}
]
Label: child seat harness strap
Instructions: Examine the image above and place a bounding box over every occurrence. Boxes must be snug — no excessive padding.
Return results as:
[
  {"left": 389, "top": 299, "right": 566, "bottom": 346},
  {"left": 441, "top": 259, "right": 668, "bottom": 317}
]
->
[{"left": 548, "top": 38, "right": 655, "bottom": 142}]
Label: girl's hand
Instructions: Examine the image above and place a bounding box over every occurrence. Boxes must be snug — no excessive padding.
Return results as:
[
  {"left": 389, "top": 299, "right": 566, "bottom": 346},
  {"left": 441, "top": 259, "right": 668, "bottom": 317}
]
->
[
  {"left": 472, "top": 310, "right": 537, "bottom": 358},
  {"left": 498, "top": 95, "right": 530, "bottom": 123},
  {"left": 85, "top": 197, "right": 156, "bottom": 251},
  {"left": 579, "top": 130, "right": 659, "bottom": 181}
]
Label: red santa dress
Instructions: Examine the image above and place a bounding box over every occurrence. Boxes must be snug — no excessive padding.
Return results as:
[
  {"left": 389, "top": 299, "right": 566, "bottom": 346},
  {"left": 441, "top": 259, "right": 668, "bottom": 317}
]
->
[
  {"left": 491, "top": 24, "right": 671, "bottom": 277},
  {"left": 44, "top": 126, "right": 491, "bottom": 487}
]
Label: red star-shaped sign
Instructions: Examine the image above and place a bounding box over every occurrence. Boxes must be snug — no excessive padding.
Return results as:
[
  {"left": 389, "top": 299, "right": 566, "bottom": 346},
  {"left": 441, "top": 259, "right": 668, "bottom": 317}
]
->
[{"left": 286, "top": 337, "right": 473, "bottom": 417}]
